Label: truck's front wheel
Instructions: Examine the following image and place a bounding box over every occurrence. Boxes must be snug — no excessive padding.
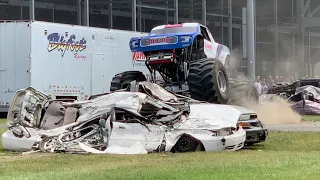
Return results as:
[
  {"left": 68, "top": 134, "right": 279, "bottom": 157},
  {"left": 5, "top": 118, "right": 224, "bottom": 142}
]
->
[
  {"left": 110, "top": 71, "right": 147, "bottom": 92},
  {"left": 188, "top": 58, "right": 230, "bottom": 104}
]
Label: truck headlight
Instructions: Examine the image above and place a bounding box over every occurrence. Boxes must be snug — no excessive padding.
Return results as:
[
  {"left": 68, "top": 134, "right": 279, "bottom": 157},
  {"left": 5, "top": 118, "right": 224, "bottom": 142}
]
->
[
  {"left": 180, "top": 36, "right": 191, "bottom": 43},
  {"left": 239, "top": 114, "right": 251, "bottom": 121},
  {"left": 131, "top": 40, "right": 139, "bottom": 47}
]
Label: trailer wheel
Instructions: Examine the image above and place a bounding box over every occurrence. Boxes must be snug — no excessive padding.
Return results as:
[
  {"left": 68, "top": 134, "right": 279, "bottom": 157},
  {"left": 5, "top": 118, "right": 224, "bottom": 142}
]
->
[
  {"left": 188, "top": 58, "right": 230, "bottom": 104},
  {"left": 110, "top": 71, "right": 147, "bottom": 92}
]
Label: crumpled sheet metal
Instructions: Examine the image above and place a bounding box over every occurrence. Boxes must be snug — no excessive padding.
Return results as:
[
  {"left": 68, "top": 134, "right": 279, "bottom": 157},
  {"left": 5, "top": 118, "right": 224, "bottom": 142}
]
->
[
  {"left": 291, "top": 100, "right": 320, "bottom": 115},
  {"left": 138, "top": 81, "right": 178, "bottom": 102},
  {"left": 293, "top": 85, "right": 320, "bottom": 102},
  {"left": 76, "top": 92, "right": 147, "bottom": 122},
  {"left": 2, "top": 82, "right": 250, "bottom": 154}
]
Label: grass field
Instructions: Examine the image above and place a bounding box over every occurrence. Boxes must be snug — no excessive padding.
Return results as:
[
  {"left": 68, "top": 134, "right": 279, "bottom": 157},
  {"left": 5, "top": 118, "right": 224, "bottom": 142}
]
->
[
  {"left": 0, "top": 118, "right": 5, "bottom": 125},
  {"left": 0, "top": 125, "right": 320, "bottom": 180},
  {"left": 302, "top": 115, "right": 320, "bottom": 122}
]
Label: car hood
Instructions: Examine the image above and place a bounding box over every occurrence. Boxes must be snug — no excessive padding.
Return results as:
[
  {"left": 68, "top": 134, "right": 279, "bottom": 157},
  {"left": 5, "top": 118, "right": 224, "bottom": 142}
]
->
[{"left": 176, "top": 103, "right": 253, "bottom": 130}]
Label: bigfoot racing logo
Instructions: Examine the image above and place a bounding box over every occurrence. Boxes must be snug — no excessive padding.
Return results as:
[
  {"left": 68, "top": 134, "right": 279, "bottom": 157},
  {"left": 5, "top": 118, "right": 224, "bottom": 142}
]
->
[
  {"left": 132, "top": 52, "right": 146, "bottom": 66},
  {"left": 47, "top": 33, "right": 87, "bottom": 57}
]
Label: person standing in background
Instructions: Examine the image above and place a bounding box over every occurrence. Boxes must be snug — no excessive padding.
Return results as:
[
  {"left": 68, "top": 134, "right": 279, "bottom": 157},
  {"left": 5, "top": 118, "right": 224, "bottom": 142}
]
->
[
  {"left": 261, "top": 78, "right": 268, "bottom": 93},
  {"left": 267, "top": 75, "right": 274, "bottom": 87},
  {"left": 274, "top": 76, "right": 279, "bottom": 84},
  {"left": 254, "top": 76, "right": 262, "bottom": 95}
]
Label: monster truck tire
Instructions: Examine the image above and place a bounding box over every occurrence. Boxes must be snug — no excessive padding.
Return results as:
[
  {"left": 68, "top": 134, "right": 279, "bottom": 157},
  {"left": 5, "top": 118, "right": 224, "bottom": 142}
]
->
[
  {"left": 228, "top": 79, "right": 259, "bottom": 106},
  {"left": 110, "top": 71, "right": 147, "bottom": 92},
  {"left": 188, "top": 58, "right": 230, "bottom": 104}
]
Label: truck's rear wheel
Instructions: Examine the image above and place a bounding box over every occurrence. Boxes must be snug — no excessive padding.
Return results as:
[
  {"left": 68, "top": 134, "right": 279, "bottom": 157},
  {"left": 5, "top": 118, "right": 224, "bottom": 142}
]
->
[
  {"left": 110, "top": 71, "right": 147, "bottom": 92},
  {"left": 228, "top": 79, "right": 259, "bottom": 105},
  {"left": 188, "top": 58, "right": 230, "bottom": 104}
]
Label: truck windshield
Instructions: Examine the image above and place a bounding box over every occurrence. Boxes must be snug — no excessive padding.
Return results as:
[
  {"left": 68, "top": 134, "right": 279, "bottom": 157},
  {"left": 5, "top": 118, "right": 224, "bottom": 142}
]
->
[{"left": 150, "top": 26, "right": 197, "bottom": 35}]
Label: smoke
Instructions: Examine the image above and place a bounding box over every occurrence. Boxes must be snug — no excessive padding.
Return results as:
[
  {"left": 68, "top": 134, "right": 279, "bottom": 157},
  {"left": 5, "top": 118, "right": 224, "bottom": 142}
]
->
[
  {"left": 227, "top": 47, "right": 302, "bottom": 125},
  {"left": 247, "top": 97, "right": 302, "bottom": 125},
  {"left": 228, "top": 81, "right": 302, "bottom": 124}
]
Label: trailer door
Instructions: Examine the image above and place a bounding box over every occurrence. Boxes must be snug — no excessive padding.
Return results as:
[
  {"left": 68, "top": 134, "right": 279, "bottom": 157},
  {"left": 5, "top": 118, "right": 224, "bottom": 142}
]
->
[{"left": 91, "top": 53, "right": 105, "bottom": 95}]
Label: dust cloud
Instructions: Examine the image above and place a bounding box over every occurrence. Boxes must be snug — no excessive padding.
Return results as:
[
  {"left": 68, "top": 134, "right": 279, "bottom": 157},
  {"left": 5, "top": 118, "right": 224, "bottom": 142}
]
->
[
  {"left": 227, "top": 48, "right": 302, "bottom": 125},
  {"left": 247, "top": 97, "right": 302, "bottom": 125},
  {"left": 229, "top": 83, "right": 302, "bottom": 125}
]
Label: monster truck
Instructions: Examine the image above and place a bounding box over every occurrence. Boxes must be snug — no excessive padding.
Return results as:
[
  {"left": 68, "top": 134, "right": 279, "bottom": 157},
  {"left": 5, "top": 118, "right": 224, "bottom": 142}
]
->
[{"left": 110, "top": 23, "right": 256, "bottom": 104}]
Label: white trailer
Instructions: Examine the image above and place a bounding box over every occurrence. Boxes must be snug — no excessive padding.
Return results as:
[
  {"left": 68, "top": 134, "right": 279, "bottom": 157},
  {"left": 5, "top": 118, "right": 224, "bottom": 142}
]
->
[{"left": 0, "top": 20, "right": 151, "bottom": 112}]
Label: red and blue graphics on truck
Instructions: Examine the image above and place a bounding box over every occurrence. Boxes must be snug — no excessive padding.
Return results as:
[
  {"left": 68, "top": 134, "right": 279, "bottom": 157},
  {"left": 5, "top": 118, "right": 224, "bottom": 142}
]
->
[
  {"left": 129, "top": 33, "right": 197, "bottom": 53},
  {"left": 140, "top": 36, "right": 178, "bottom": 47}
]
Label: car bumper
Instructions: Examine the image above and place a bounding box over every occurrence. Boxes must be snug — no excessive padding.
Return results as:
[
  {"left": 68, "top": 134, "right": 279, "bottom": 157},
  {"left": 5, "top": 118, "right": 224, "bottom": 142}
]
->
[
  {"left": 199, "top": 128, "right": 247, "bottom": 152},
  {"left": 244, "top": 127, "right": 268, "bottom": 144}
]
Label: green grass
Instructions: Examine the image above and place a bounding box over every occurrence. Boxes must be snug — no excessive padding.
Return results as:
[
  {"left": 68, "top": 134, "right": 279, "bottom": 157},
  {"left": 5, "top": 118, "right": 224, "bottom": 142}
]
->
[
  {"left": 0, "top": 129, "right": 319, "bottom": 180},
  {"left": 302, "top": 115, "right": 320, "bottom": 122},
  {"left": 0, "top": 118, "right": 5, "bottom": 125}
]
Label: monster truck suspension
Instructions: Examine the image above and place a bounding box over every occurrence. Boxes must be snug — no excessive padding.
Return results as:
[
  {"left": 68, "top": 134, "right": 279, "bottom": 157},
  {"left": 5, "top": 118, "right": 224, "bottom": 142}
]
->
[{"left": 144, "top": 36, "right": 204, "bottom": 92}]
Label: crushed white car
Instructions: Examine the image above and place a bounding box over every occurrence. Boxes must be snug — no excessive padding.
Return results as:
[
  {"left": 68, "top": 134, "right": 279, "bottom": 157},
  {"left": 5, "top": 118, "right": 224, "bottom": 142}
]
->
[{"left": 1, "top": 82, "right": 259, "bottom": 154}]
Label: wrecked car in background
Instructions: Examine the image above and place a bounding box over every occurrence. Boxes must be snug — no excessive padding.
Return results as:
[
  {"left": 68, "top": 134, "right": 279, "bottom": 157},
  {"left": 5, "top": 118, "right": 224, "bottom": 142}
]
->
[
  {"left": 2, "top": 81, "right": 266, "bottom": 154},
  {"left": 264, "top": 78, "right": 320, "bottom": 115}
]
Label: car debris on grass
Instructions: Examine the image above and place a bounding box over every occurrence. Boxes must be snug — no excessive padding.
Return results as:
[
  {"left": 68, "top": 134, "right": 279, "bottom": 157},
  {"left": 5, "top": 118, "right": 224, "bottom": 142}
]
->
[{"left": 262, "top": 78, "right": 320, "bottom": 115}]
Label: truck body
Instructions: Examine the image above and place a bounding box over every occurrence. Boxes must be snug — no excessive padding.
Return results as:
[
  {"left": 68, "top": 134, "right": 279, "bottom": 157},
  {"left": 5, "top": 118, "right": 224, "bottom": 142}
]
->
[
  {"left": 121, "top": 23, "right": 232, "bottom": 103},
  {"left": 129, "top": 23, "right": 231, "bottom": 67},
  {"left": 0, "top": 20, "right": 150, "bottom": 112}
]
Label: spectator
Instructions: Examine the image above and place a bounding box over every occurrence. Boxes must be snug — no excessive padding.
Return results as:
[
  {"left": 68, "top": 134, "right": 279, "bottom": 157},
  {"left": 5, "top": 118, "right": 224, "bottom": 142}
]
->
[
  {"left": 279, "top": 76, "right": 284, "bottom": 82},
  {"left": 275, "top": 76, "right": 279, "bottom": 84},
  {"left": 261, "top": 78, "right": 268, "bottom": 93},
  {"left": 267, "top": 75, "right": 274, "bottom": 87},
  {"left": 291, "top": 76, "right": 295, "bottom": 82},
  {"left": 254, "top": 76, "right": 262, "bottom": 95}
]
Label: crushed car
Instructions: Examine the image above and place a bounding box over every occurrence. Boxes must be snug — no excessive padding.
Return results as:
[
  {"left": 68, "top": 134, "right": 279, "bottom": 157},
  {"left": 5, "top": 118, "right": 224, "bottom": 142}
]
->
[
  {"left": 263, "top": 78, "right": 320, "bottom": 115},
  {"left": 2, "top": 81, "right": 266, "bottom": 154}
]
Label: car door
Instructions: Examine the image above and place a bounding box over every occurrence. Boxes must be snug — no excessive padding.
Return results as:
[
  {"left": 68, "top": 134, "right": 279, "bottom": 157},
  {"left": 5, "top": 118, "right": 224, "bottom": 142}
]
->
[
  {"left": 108, "top": 121, "right": 146, "bottom": 148},
  {"left": 108, "top": 121, "right": 165, "bottom": 152}
]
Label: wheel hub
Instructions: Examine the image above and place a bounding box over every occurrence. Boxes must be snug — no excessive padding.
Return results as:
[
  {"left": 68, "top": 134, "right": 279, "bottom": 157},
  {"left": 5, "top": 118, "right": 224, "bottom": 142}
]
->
[
  {"left": 178, "top": 136, "right": 195, "bottom": 152},
  {"left": 217, "top": 71, "right": 227, "bottom": 93}
]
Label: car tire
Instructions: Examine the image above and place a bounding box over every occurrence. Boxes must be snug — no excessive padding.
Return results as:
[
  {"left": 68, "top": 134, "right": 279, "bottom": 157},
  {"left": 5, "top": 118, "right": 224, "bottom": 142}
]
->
[
  {"left": 110, "top": 71, "right": 147, "bottom": 92},
  {"left": 188, "top": 58, "right": 230, "bottom": 104},
  {"left": 172, "top": 135, "right": 198, "bottom": 153}
]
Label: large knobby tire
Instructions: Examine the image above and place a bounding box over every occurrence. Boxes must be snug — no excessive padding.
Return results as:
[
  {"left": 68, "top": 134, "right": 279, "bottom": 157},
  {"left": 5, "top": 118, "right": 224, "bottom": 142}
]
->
[
  {"left": 228, "top": 79, "right": 259, "bottom": 106},
  {"left": 110, "top": 71, "right": 146, "bottom": 92},
  {"left": 188, "top": 58, "right": 230, "bottom": 104}
]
